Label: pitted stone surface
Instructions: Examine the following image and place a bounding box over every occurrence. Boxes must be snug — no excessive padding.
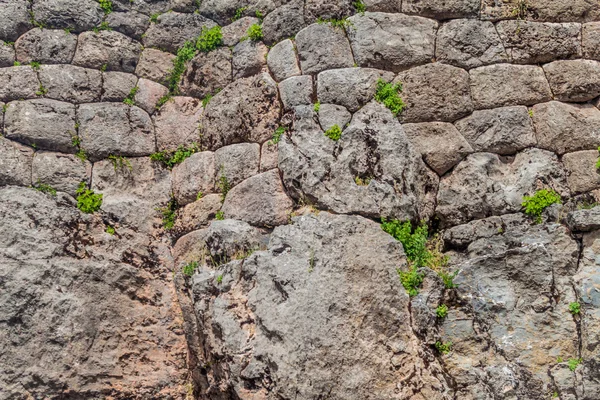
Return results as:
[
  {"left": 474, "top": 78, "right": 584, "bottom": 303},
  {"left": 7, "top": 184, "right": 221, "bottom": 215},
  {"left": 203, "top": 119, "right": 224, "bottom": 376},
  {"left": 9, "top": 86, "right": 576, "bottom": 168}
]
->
[
  {"left": 101, "top": 71, "right": 138, "bottom": 102},
  {"left": 279, "top": 75, "right": 313, "bottom": 109},
  {"left": 135, "top": 48, "right": 176, "bottom": 85},
  {"left": 214, "top": 143, "right": 260, "bottom": 188},
  {"left": 305, "top": 0, "right": 354, "bottom": 21},
  {"left": 583, "top": 22, "right": 600, "bottom": 60},
  {"left": 32, "top": 0, "right": 103, "bottom": 32},
  {"left": 143, "top": 12, "right": 217, "bottom": 53},
  {"left": 73, "top": 31, "right": 142, "bottom": 73},
  {"left": 39, "top": 64, "right": 102, "bottom": 104},
  {"left": 543, "top": 60, "right": 600, "bottom": 102},
  {"left": 0, "top": 43, "right": 16, "bottom": 68},
  {"left": 347, "top": 12, "right": 437, "bottom": 72},
  {"left": 77, "top": 103, "right": 155, "bottom": 161},
  {"left": 32, "top": 151, "right": 92, "bottom": 196},
  {"left": 181, "top": 48, "right": 232, "bottom": 100},
  {"left": 317, "top": 103, "right": 352, "bottom": 131},
  {"left": 563, "top": 150, "right": 600, "bottom": 195},
  {"left": 0, "top": 0, "right": 32, "bottom": 42},
  {"left": 0, "top": 66, "right": 40, "bottom": 102},
  {"left": 232, "top": 39, "right": 268, "bottom": 79},
  {"left": 222, "top": 17, "right": 260, "bottom": 46},
  {"left": 266, "top": 39, "right": 301, "bottom": 82},
  {"left": 295, "top": 23, "right": 354, "bottom": 75},
  {"left": 0, "top": 137, "right": 33, "bottom": 186},
  {"left": 154, "top": 96, "right": 203, "bottom": 152},
  {"left": 403, "top": 0, "right": 480, "bottom": 19},
  {"left": 133, "top": 78, "right": 169, "bottom": 114},
  {"left": 172, "top": 151, "right": 215, "bottom": 206},
  {"left": 15, "top": 28, "right": 78, "bottom": 64},
  {"left": 106, "top": 10, "right": 150, "bottom": 40},
  {"left": 262, "top": 0, "right": 307, "bottom": 45}
]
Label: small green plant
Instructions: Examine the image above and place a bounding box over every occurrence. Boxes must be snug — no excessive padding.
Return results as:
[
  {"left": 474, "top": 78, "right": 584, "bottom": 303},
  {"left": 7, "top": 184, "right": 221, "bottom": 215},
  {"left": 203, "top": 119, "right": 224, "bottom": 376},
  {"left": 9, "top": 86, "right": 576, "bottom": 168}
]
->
[
  {"left": 156, "top": 94, "right": 172, "bottom": 109},
  {"left": 353, "top": 0, "right": 366, "bottom": 13},
  {"left": 33, "top": 181, "right": 57, "bottom": 196},
  {"left": 215, "top": 210, "right": 225, "bottom": 220},
  {"left": 232, "top": 6, "right": 247, "bottom": 21},
  {"left": 63, "top": 27, "right": 72, "bottom": 34},
  {"left": 2, "top": 104, "right": 8, "bottom": 113},
  {"left": 255, "top": 10, "right": 264, "bottom": 19},
  {"left": 552, "top": 392, "right": 558, "bottom": 398},
  {"left": 382, "top": 220, "right": 429, "bottom": 267},
  {"left": 123, "top": 86, "right": 138, "bottom": 105},
  {"left": 436, "top": 304, "right": 449, "bottom": 319},
  {"left": 92, "top": 21, "right": 112, "bottom": 33},
  {"left": 106, "top": 225, "right": 115, "bottom": 235},
  {"left": 196, "top": 191, "right": 203, "bottom": 200},
  {"left": 557, "top": 356, "right": 563, "bottom": 363},
  {"left": 30, "top": 61, "right": 41, "bottom": 70},
  {"left": 522, "top": 189, "right": 561, "bottom": 223},
  {"left": 217, "top": 168, "right": 230, "bottom": 201},
  {"left": 269, "top": 126, "right": 287, "bottom": 145},
  {"left": 183, "top": 261, "right": 198, "bottom": 276},
  {"left": 313, "top": 102, "right": 320, "bottom": 112},
  {"left": 528, "top": 109, "right": 534, "bottom": 118},
  {"left": 374, "top": 79, "right": 405, "bottom": 116},
  {"left": 246, "top": 23, "right": 263, "bottom": 41},
  {"left": 568, "top": 358, "right": 582, "bottom": 372},
  {"left": 75, "top": 149, "right": 87, "bottom": 162},
  {"left": 150, "top": 13, "right": 160, "bottom": 23},
  {"left": 150, "top": 143, "right": 200, "bottom": 169},
  {"left": 166, "top": 41, "right": 196, "bottom": 94},
  {"left": 201, "top": 89, "right": 221, "bottom": 107},
  {"left": 76, "top": 182, "right": 103, "bottom": 214},
  {"left": 398, "top": 266, "right": 423, "bottom": 297},
  {"left": 108, "top": 154, "right": 132, "bottom": 171},
  {"left": 98, "top": 0, "right": 113, "bottom": 14},
  {"left": 569, "top": 302, "right": 581, "bottom": 315},
  {"left": 440, "top": 270, "right": 459, "bottom": 289},
  {"left": 196, "top": 26, "right": 223, "bottom": 53},
  {"left": 159, "top": 197, "right": 178, "bottom": 230},
  {"left": 325, "top": 124, "right": 342, "bottom": 141},
  {"left": 510, "top": 0, "right": 528, "bottom": 19},
  {"left": 216, "top": 274, "right": 223, "bottom": 283},
  {"left": 354, "top": 176, "right": 371, "bottom": 186},
  {"left": 13, "top": 61, "right": 21, "bottom": 66},
  {"left": 435, "top": 341, "right": 452, "bottom": 355},
  {"left": 316, "top": 17, "right": 353, "bottom": 30},
  {"left": 36, "top": 84, "right": 48, "bottom": 96},
  {"left": 595, "top": 146, "right": 600, "bottom": 170},
  {"left": 100, "top": 63, "right": 107, "bottom": 72}
]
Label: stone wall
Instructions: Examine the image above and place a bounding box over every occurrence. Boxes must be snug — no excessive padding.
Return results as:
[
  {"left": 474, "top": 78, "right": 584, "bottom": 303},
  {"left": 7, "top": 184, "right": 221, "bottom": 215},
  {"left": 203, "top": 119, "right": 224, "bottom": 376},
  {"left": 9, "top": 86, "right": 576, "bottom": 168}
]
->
[{"left": 1, "top": 0, "right": 600, "bottom": 399}]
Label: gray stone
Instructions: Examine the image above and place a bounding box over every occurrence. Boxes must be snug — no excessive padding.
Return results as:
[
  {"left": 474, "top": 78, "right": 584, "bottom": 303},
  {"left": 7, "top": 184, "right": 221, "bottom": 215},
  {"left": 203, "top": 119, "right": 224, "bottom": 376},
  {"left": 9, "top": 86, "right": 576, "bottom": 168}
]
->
[
  {"left": 38, "top": 64, "right": 102, "bottom": 103},
  {"left": 317, "top": 103, "right": 352, "bottom": 132},
  {"left": 543, "top": 60, "right": 600, "bottom": 102},
  {"left": 202, "top": 218, "right": 265, "bottom": 261},
  {"left": 362, "top": 0, "right": 401, "bottom": 12},
  {"left": 469, "top": 64, "right": 552, "bottom": 109},
  {"left": 181, "top": 48, "right": 232, "bottom": 100},
  {"left": 154, "top": 96, "right": 203, "bottom": 152},
  {"left": 143, "top": 12, "right": 217, "bottom": 53},
  {"left": 279, "top": 102, "right": 438, "bottom": 221},
  {"left": 14, "top": 28, "right": 78, "bottom": 64},
  {"left": 436, "top": 148, "right": 568, "bottom": 227},
  {"left": 583, "top": 22, "right": 600, "bottom": 60},
  {"left": 454, "top": 106, "right": 537, "bottom": 155},
  {"left": 4, "top": 99, "right": 77, "bottom": 153},
  {"left": 232, "top": 39, "right": 268, "bottom": 79},
  {"left": 135, "top": 48, "right": 176, "bottom": 85},
  {"left": 172, "top": 151, "right": 215, "bottom": 206},
  {"left": 266, "top": 39, "right": 300, "bottom": 82},
  {"left": 197, "top": 0, "right": 272, "bottom": 26},
  {"left": 0, "top": 0, "right": 32, "bottom": 42},
  {"left": 191, "top": 212, "right": 449, "bottom": 398},
  {"left": 262, "top": 0, "right": 306, "bottom": 45},
  {"left": 32, "top": 151, "right": 92, "bottom": 196},
  {"left": 436, "top": 19, "right": 508, "bottom": 69},
  {"left": 214, "top": 143, "right": 261, "bottom": 187},
  {"left": 347, "top": 12, "right": 437, "bottom": 72},
  {"left": 106, "top": 10, "right": 150, "bottom": 41},
  {"left": 133, "top": 78, "right": 169, "bottom": 115},
  {"left": 295, "top": 23, "right": 354, "bottom": 75},
  {"left": 72, "top": 31, "right": 142, "bottom": 73},
  {"left": 305, "top": 0, "right": 353, "bottom": 21},
  {"left": 174, "top": 193, "right": 222, "bottom": 234},
  {"left": 32, "top": 0, "right": 103, "bottom": 32},
  {"left": 563, "top": 150, "right": 600, "bottom": 195},
  {"left": 567, "top": 207, "right": 600, "bottom": 232},
  {"left": 260, "top": 141, "right": 278, "bottom": 171},
  {"left": 221, "top": 169, "right": 293, "bottom": 226},
  {"left": 92, "top": 157, "right": 171, "bottom": 233},
  {"left": 0, "top": 137, "right": 33, "bottom": 186},
  {"left": 101, "top": 71, "right": 138, "bottom": 102},
  {"left": 0, "top": 66, "right": 40, "bottom": 102},
  {"left": 222, "top": 17, "right": 260, "bottom": 47},
  {"left": 403, "top": 122, "right": 473, "bottom": 175},
  {"left": 200, "top": 73, "right": 280, "bottom": 150},
  {"left": 532, "top": 101, "right": 600, "bottom": 155},
  {"left": 403, "top": 0, "right": 479, "bottom": 19},
  {"left": 0, "top": 43, "right": 15, "bottom": 67},
  {"left": 279, "top": 75, "right": 313, "bottom": 109},
  {"left": 527, "top": 0, "right": 600, "bottom": 23},
  {"left": 316, "top": 67, "right": 395, "bottom": 112},
  {"left": 397, "top": 63, "right": 473, "bottom": 123},
  {"left": 78, "top": 103, "right": 155, "bottom": 161}
]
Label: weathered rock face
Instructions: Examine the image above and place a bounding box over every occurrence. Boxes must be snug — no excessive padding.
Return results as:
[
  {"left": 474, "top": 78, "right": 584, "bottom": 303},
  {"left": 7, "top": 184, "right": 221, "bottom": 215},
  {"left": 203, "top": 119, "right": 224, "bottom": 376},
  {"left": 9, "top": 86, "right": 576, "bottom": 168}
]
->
[{"left": 2, "top": 1, "right": 600, "bottom": 399}]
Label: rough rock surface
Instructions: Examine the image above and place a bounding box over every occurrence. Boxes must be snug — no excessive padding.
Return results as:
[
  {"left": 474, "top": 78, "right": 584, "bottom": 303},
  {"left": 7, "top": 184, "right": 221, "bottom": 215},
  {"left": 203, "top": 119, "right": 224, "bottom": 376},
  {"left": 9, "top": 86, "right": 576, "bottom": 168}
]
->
[
  {"left": 181, "top": 48, "right": 232, "bottom": 100},
  {"left": 14, "top": 28, "right": 78, "bottom": 64},
  {"left": 295, "top": 23, "right": 354, "bottom": 75}
]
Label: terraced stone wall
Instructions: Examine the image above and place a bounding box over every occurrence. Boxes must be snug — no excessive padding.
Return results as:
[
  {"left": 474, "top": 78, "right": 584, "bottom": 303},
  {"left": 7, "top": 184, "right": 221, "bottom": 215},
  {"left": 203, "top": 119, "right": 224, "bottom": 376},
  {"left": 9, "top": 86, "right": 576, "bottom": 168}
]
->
[{"left": 2, "top": 0, "right": 600, "bottom": 399}]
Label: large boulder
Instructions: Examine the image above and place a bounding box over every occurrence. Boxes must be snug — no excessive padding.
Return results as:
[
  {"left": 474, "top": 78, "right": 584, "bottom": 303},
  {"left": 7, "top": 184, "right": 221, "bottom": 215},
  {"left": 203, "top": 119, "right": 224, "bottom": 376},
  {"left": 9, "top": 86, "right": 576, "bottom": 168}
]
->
[
  {"left": 543, "top": 60, "right": 600, "bottom": 102},
  {"left": 403, "top": 0, "right": 479, "bottom": 19},
  {"left": 72, "top": 31, "right": 142, "bottom": 73},
  {"left": 181, "top": 48, "right": 233, "bottom": 99},
  {"left": 32, "top": 0, "right": 103, "bottom": 32},
  {"left": 143, "top": 12, "right": 217, "bottom": 53},
  {"left": 0, "top": 137, "right": 33, "bottom": 186},
  {"left": 295, "top": 23, "right": 355, "bottom": 75},
  {"left": 154, "top": 96, "right": 203, "bottom": 152},
  {"left": 32, "top": 151, "right": 92, "bottom": 197},
  {"left": 266, "top": 39, "right": 301, "bottom": 82},
  {"left": 172, "top": 151, "right": 216, "bottom": 206},
  {"left": 0, "top": 0, "right": 32, "bottom": 42},
  {"left": 279, "top": 102, "right": 438, "bottom": 221},
  {"left": 0, "top": 66, "right": 40, "bottom": 102},
  {"left": 38, "top": 64, "right": 102, "bottom": 104},
  {"left": 14, "top": 28, "right": 78, "bottom": 64}
]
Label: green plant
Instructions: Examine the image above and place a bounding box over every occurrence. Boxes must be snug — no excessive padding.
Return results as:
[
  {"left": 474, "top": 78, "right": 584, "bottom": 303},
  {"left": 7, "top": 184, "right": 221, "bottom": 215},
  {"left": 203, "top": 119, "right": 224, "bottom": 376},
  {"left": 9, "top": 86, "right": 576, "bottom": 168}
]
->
[
  {"left": 552, "top": 392, "right": 558, "bottom": 398},
  {"left": 316, "top": 17, "right": 353, "bottom": 30},
  {"left": 123, "top": 86, "right": 138, "bottom": 105},
  {"left": 568, "top": 358, "right": 582, "bottom": 372},
  {"left": 150, "top": 13, "right": 160, "bottom": 23},
  {"left": 2, "top": 104, "right": 8, "bottom": 113},
  {"left": 374, "top": 79, "right": 405, "bottom": 116},
  {"left": 100, "top": 63, "right": 107, "bottom": 72},
  {"left": 232, "top": 6, "right": 247, "bottom": 21},
  {"left": 13, "top": 61, "right": 21, "bottom": 66},
  {"left": 64, "top": 27, "right": 72, "bottom": 34},
  {"left": 255, "top": 10, "right": 264, "bottom": 19},
  {"left": 196, "top": 191, "right": 203, "bottom": 200},
  {"left": 159, "top": 197, "right": 178, "bottom": 230},
  {"left": 246, "top": 23, "right": 263, "bottom": 41},
  {"left": 217, "top": 168, "right": 230, "bottom": 201},
  {"left": 30, "top": 61, "right": 41, "bottom": 70},
  {"left": 92, "top": 21, "right": 112, "bottom": 33},
  {"left": 440, "top": 270, "right": 459, "bottom": 289},
  {"left": 150, "top": 143, "right": 200, "bottom": 169},
  {"left": 216, "top": 274, "right": 223, "bottom": 283},
  {"left": 436, "top": 304, "right": 448, "bottom": 319},
  {"left": 156, "top": 94, "right": 172, "bottom": 109},
  {"left": 108, "top": 154, "right": 132, "bottom": 171},
  {"left": 167, "top": 41, "right": 197, "bottom": 93},
  {"left": 398, "top": 266, "right": 423, "bottom": 297},
  {"left": 98, "top": 0, "right": 113, "bottom": 14},
  {"left": 313, "top": 102, "right": 320, "bottom": 112},
  {"left": 435, "top": 341, "right": 452, "bottom": 355},
  {"left": 201, "top": 89, "right": 221, "bottom": 107},
  {"left": 325, "top": 124, "right": 342, "bottom": 141},
  {"left": 196, "top": 26, "right": 223, "bottom": 53},
  {"left": 76, "top": 182, "right": 103, "bottom": 214},
  {"left": 354, "top": 176, "right": 371, "bottom": 186},
  {"left": 381, "top": 220, "right": 430, "bottom": 267},
  {"left": 215, "top": 210, "right": 225, "bottom": 220},
  {"left": 33, "top": 181, "right": 57, "bottom": 196},
  {"left": 36, "top": 84, "right": 48, "bottom": 96},
  {"left": 569, "top": 302, "right": 581, "bottom": 315},
  {"left": 522, "top": 189, "right": 561, "bottom": 223},
  {"left": 106, "top": 225, "right": 115, "bottom": 235},
  {"left": 528, "top": 109, "right": 534, "bottom": 118},
  {"left": 183, "top": 261, "right": 198, "bottom": 276},
  {"left": 595, "top": 146, "right": 600, "bottom": 170},
  {"left": 557, "top": 356, "right": 563, "bottom": 363},
  {"left": 510, "top": 0, "right": 528, "bottom": 19},
  {"left": 269, "top": 126, "right": 287, "bottom": 145},
  {"left": 353, "top": 0, "right": 366, "bottom": 13},
  {"left": 75, "top": 149, "right": 87, "bottom": 162}
]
